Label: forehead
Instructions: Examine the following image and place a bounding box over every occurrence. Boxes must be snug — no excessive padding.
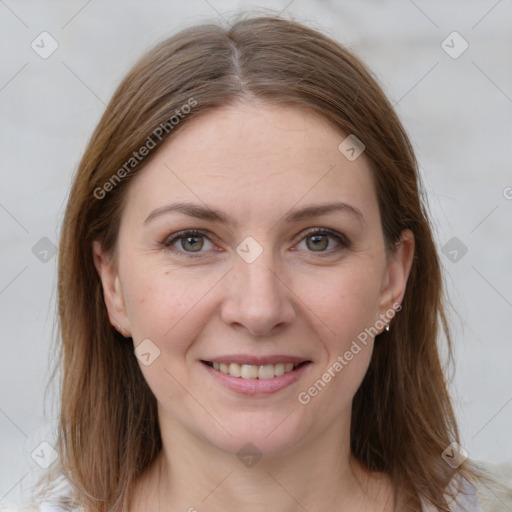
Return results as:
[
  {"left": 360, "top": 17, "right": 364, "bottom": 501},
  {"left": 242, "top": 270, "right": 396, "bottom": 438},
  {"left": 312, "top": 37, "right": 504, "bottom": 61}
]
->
[{"left": 123, "top": 103, "right": 379, "bottom": 226}]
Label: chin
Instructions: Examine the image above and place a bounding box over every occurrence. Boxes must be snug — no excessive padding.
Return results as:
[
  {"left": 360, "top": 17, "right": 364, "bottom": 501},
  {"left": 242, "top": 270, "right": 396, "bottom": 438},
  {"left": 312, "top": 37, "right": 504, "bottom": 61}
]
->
[{"left": 200, "top": 412, "right": 313, "bottom": 460}]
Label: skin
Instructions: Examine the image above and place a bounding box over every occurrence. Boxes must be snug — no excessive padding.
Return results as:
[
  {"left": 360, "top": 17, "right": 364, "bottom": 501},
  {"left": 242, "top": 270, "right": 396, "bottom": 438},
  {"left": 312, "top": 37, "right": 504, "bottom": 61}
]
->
[{"left": 93, "top": 102, "right": 414, "bottom": 512}]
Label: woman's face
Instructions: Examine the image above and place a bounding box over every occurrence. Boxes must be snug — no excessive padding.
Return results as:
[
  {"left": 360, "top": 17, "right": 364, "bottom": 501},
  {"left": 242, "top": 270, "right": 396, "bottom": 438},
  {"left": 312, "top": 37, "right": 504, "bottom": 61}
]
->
[{"left": 94, "top": 103, "right": 413, "bottom": 457}]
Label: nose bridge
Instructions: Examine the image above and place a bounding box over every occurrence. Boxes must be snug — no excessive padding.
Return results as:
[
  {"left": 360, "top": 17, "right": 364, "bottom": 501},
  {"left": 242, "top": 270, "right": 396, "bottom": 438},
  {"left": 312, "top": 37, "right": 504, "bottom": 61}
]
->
[
  {"left": 221, "top": 238, "right": 295, "bottom": 335},
  {"left": 237, "top": 245, "right": 283, "bottom": 310},
  {"left": 241, "top": 256, "right": 281, "bottom": 302}
]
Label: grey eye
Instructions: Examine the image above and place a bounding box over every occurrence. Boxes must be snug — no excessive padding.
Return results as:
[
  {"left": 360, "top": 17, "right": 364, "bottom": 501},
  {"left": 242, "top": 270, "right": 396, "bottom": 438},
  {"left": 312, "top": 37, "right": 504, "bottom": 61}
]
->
[
  {"left": 306, "top": 234, "right": 329, "bottom": 251},
  {"left": 164, "top": 230, "right": 214, "bottom": 255},
  {"left": 179, "top": 235, "right": 204, "bottom": 252}
]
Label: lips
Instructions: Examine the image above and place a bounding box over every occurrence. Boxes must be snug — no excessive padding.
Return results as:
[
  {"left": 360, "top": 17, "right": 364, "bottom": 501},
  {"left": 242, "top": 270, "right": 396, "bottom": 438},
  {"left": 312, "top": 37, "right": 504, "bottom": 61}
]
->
[
  {"left": 204, "top": 354, "right": 308, "bottom": 366},
  {"left": 201, "top": 357, "right": 313, "bottom": 396},
  {"left": 202, "top": 360, "right": 307, "bottom": 379}
]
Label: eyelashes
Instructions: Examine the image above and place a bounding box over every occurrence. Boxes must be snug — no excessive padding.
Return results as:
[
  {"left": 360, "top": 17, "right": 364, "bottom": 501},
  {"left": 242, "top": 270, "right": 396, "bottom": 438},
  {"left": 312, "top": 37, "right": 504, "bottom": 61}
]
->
[{"left": 161, "top": 227, "right": 351, "bottom": 259}]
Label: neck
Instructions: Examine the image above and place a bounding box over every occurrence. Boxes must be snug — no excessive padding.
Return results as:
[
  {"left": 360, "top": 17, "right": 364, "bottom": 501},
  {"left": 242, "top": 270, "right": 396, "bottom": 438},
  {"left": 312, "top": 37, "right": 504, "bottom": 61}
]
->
[{"left": 129, "top": 413, "right": 394, "bottom": 512}]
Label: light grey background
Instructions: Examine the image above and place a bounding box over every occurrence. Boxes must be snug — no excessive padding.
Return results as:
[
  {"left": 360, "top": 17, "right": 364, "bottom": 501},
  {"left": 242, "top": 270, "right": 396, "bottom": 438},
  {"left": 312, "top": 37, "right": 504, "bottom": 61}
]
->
[{"left": 1, "top": 0, "right": 511, "bottom": 506}]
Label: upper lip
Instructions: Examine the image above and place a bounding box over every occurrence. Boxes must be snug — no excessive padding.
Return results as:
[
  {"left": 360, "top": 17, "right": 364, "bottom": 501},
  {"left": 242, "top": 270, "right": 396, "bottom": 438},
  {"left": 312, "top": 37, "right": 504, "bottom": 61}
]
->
[{"left": 202, "top": 355, "right": 311, "bottom": 366}]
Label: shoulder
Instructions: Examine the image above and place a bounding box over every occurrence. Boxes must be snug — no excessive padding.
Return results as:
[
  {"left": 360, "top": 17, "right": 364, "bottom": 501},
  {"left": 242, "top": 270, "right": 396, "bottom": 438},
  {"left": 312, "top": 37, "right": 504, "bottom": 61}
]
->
[
  {"left": 0, "top": 475, "right": 81, "bottom": 512},
  {"left": 0, "top": 503, "right": 72, "bottom": 512},
  {"left": 447, "top": 481, "right": 484, "bottom": 512},
  {"left": 421, "top": 475, "right": 484, "bottom": 512}
]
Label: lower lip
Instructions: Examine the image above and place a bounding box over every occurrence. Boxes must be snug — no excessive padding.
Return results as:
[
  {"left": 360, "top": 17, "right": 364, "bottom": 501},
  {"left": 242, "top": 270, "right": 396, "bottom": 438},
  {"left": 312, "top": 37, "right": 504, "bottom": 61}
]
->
[{"left": 201, "top": 361, "right": 312, "bottom": 396}]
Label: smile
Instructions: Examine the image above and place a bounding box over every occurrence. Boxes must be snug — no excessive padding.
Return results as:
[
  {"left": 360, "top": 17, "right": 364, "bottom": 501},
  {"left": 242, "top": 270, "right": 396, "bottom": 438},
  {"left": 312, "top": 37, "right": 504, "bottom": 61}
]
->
[{"left": 202, "top": 361, "right": 306, "bottom": 379}]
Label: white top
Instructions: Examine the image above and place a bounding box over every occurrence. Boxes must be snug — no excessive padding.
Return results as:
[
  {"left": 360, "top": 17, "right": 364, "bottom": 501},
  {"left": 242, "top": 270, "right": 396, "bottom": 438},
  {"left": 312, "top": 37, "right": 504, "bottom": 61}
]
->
[
  {"left": 421, "top": 477, "right": 484, "bottom": 511},
  {"left": 1, "top": 474, "right": 483, "bottom": 512}
]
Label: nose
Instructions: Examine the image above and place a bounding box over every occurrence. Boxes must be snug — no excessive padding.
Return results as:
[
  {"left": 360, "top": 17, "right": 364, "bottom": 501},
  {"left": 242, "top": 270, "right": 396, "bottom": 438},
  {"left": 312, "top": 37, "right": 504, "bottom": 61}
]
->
[{"left": 220, "top": 249, "right": 297, "bottom": 337}]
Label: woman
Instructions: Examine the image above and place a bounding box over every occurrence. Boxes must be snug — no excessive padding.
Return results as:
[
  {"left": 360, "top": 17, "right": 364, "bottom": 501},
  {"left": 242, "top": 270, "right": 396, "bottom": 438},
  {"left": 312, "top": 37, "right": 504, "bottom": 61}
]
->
[{"left": 30, "top": 14, "right": 488, "bottom": 512}]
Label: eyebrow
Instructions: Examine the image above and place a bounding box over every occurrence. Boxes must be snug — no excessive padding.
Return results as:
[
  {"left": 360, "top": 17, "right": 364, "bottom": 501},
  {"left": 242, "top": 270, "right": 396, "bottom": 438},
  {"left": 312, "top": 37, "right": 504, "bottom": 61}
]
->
[{"left": 144, "top": 200, "right": 365, "bottom": 226}]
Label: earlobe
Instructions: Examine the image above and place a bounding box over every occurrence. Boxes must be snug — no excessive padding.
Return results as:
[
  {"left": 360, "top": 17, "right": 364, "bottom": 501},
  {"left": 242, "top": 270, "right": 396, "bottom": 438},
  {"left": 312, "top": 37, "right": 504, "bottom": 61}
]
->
[{"left": 92, "top": 240, "right": 130, "bottom": 336}]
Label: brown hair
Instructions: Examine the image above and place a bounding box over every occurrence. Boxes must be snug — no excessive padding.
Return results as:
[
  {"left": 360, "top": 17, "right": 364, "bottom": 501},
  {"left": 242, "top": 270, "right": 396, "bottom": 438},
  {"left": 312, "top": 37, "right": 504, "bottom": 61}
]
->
[{"left": 36, "top": 13, "right": 485, "bottom": 512}]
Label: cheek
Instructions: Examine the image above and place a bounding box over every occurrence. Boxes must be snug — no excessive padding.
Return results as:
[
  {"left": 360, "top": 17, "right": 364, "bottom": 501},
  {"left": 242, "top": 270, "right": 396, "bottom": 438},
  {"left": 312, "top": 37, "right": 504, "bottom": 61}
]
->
[
  {"left": 294, "top": 263, "right": 382, "bottom": 399},
  {"left": 121, "top": 267, "right": 211, "bottom": 407},
  {"left": 299, "top": 262, "right": 383, "bottom": 344},
  {"left": 297, "top": 290, "right": 377, "bottom": 419},
  {"left": 122, "top": 263, "right": 216, "bottom": 344}
]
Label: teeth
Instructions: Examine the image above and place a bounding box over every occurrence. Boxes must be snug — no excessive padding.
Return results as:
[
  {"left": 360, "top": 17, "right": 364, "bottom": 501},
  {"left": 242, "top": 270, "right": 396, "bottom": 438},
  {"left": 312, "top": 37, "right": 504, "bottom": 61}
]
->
[
  {"left": 258, "top": 365, "right": 274, "bottom": 379},
  {"left": 209, "top": 361, "right": 301, "bottom": 379},
  {"left": 241, "top": 364, "right": 258, "bottom": 379},
  {"left": 229, "top": 363, "right": 241, "bottom": 377}
]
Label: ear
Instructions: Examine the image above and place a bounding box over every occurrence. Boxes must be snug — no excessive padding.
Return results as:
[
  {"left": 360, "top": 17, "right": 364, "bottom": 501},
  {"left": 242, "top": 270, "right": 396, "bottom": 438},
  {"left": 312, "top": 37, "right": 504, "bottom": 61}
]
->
[
  {"left": 377, "top": 229, "right": 415, "bottom": 321},
  {"left": 92, "top": 240, "right": 131, "bottom": 337}
]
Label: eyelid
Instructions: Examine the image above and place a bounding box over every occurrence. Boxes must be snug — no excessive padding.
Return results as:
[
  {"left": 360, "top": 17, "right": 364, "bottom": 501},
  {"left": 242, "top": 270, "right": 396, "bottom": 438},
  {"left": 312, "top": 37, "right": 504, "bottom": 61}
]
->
[
  {"left": 296, "top": 227, "right": 351, "bottom": 248},
  {"left": 162, "top": 229, "right": 216, "bottom": 255},
  {"left": 162, "top": 227, "right": 351, "bottom": 258}
]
